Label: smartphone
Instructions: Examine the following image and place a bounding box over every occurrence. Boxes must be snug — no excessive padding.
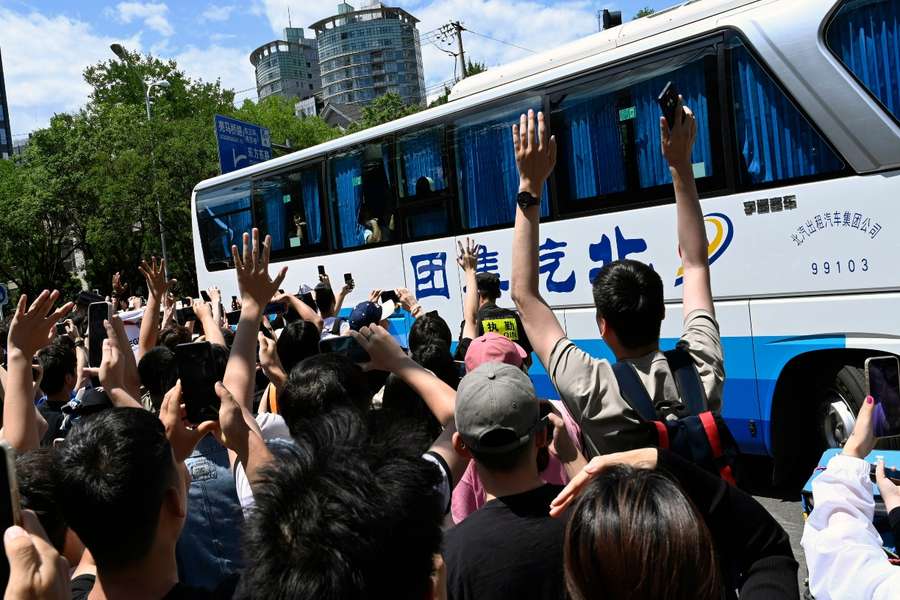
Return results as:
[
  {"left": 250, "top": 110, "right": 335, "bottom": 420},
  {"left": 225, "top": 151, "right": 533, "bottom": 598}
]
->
[
  {"left": 867, "top": 356, "right": 900, "bottom": 437},
  {"left": 0, "top": 442, "right": 21, "bottom": 590},
  {"left": 88, "top": 302, "right": 112, "bottom": 368},
  {"left": 176, "top": 306, "right": 197, "bottom": 325},
  {"left": 319, "top": 336, "right": 370, "bottom": 364},
  {"left": 870, "top": 460, "right": 900, "bottom": 483},
  {"left": 55, "top": 322, "right": 67, "bottom": 336},
  {"left": 200, "top": 290, "right": 211, "bottom": 303},
  {"left": 263, "top": 302, "right": 286, "bottom": 316},
  {"left": 657, "top": 81, "right": 682, "bottom": 130},
  {"left": 318, "top": 265, "right": 326, "bottom": 277},
  {"left": 380, "top": 290, "right": 399, "bottom": 304},
  {"left": 226, "top": 310, "right": 241, "bottom": 326},
  {"left": 175, "top": 342, "right": 220, "bottom": 423}
]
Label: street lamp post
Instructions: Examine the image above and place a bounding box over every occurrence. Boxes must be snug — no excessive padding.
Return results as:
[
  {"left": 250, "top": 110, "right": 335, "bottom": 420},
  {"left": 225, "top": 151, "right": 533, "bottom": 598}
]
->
[{"left": 110, "top": 44, "right": 170, "bottom": 271}]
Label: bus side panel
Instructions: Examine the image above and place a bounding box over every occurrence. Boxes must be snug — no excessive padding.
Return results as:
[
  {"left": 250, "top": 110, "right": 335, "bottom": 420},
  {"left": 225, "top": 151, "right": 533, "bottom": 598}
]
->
[
  {"left": 562, "top": 300, "right": 763, "bottom": 453},
  {"left": 400, "top": 238, "right": 466, "bottom": 347},
  {"left": 750, "top": 293, "right": 900, "bottom": 455}
]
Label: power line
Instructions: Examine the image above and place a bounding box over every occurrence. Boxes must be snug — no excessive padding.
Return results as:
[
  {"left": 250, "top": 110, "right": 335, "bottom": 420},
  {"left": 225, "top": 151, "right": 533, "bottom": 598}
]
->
[{"left": 463, "top": 28, "right": 536, "bottom": 54}]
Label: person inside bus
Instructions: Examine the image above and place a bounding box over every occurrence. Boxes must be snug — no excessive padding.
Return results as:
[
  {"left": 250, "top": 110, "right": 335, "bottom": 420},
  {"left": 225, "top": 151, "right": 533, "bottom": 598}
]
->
[
  {"left": 314, "top": 269, "right": 354, "bottom": 338},
  {"left": 359, "top": 147, "right": 396, "bottom": 245},
  {"left": 802, "top": 395, "right": 900, "bottom": 599},
  {"left": 509, "top": 101, "right": 724, "bottom": 457}
]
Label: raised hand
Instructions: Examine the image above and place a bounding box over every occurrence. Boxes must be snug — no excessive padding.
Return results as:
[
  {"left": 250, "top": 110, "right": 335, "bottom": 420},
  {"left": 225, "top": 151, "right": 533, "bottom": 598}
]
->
[
  {"left": 112, "top": 272, "right": 129, "bottom": 298},
  {"left": 213, "top": 382, "right": 251, "bottom": 456},
  {"left": 547, "top": 411, "right": 578, "bottom": 464},
  {"left": 231, "top": 228, "right": 287, "bottom": 312},
  {"left": 257, "top": 333, "right": 284, "bottom": 378},
  {"left": 876, "top": 458, "right": 900, "bottom": 513},
  {"left": 660, "top": 96, "right": 697, "bottom": 171},
  {"left": 456, "top": 237, "right": 480, "bottom": 272},
  {"left": 395, "top": 288, "right": 418, "bottom": 313},
  {"left": 8, "top": 291, "right": 74, "bottom": 360},
  {"left": 159, "top": 380, "right": 218, "bottom": 463},
  {"left": 512, "top": 109, "right": 557, "bottom": 199},
  {"left": 207, "top": 286, "right": 221, "bottom": 305},
  {"left": 4, "top": 511, "right": 71, "bottom": 600},
  {"left": 367, "top": 289, "right": 382, "bottom": 304},
  {"left": 138, "top": 257, "right": 176, "bottom": 301},
  {"left": 843, "top": 395, "right": 877, "bottom": 459},
  {"left": 192, "top": 299, "right": 213, "bottom": 322},
  {"left": 350, "top": 324, "right": 408, "bottom": 372}
]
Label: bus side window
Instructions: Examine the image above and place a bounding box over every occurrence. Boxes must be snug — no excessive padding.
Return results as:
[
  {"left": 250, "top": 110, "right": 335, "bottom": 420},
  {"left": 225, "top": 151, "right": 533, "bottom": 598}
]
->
[
  {"left": 196, "top": 181, "right": 253, "bottom": 271},
  {"left": 328, "top": 141, "right": 396, "bottom": 249},
  {"left": 453, "top": 99, "right": 549, "bottom": 231},
  {"left": 395, "top": 125, "right": 451, "bottom": 240},
  {"left": 252, "top": 166, "right": 326, "bottom": 259},
  {"left": 727, "top": 35, "right": 844, "bottom": 186},
  {"left": 551, "top": 47, "right": 722, "bottom": 213}
]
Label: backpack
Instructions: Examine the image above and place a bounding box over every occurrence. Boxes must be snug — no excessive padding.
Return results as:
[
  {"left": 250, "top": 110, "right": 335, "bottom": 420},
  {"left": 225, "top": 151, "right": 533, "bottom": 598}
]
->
[{"left": 611, "top": 345, "right": 739, "bottom": 484}]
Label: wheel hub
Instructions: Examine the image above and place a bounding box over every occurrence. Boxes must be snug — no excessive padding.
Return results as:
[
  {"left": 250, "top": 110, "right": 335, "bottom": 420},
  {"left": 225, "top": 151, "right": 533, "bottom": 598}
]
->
[{"left": 824, "top": 399, "right": 856, "bottom": 448}]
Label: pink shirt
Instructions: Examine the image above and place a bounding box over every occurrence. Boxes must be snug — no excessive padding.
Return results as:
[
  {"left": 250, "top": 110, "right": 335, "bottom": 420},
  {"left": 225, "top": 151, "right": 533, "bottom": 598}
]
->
[{"left": 451, "top": 400, "right": 582, "bottom": 524}]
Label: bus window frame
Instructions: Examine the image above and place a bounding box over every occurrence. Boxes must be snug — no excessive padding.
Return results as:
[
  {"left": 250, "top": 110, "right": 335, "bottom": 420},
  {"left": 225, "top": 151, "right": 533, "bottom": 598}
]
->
[
  {"left": 250, "top": 160, "right": 331, "bottom": 264},
  {"left": 195, "top": 180, "right": 255, "bottom": 272}
]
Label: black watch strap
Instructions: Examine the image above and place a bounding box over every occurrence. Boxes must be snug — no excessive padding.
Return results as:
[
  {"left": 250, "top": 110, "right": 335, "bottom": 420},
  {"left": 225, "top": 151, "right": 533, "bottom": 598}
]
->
[{"left": 517, "top": 191, "right": 540, "bottom": 210}]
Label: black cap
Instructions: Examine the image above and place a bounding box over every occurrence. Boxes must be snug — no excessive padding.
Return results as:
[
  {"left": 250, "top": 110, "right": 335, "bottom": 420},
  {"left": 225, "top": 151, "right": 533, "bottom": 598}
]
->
[{"left": 63, "top": 389, "right": 113, "bottom": 418}]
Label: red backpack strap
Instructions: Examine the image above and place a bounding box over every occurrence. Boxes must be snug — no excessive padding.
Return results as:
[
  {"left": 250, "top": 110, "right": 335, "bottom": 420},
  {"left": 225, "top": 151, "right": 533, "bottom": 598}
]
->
[
  {"left": 653, "top": 421, "right": 669, "bottom": 449},
  {"left": 699, "top": 412, "right": 736, "bottom": 485}
]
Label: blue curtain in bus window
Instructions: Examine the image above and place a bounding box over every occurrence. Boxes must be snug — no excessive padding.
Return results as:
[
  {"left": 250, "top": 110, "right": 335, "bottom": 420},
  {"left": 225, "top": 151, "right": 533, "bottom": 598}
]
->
[
  {"left": 258, "top": 186, "right": 288, "bottom": 252},
  {"left": 300, "top": 169, "right": 322, "bottom": 245},
  {"left": 827, "top": 0, "right": 900, "bottom": 121},
  {"left": 196, "top": 185, "right": 252, "bottom": 265},
  {"left": 455, "top": 107, "right": 548, "bottom": 229},
  {"left": 731, "top": 45, "right": 843, "bottom": 184},
  {"left": 557, "top": 93, "right": 627, "bottom": 199},
  {"left": 333, "top": 154, "right": 363, "bottom": 248},
  {"left": 632, "top": 60, "right": 713, "bottom": 188},
  {"left": 409, "top": 207, "right": 446, "bottom": 238},
  {"left": 399, "top": 129, "right": 446, "bottom": 197}
]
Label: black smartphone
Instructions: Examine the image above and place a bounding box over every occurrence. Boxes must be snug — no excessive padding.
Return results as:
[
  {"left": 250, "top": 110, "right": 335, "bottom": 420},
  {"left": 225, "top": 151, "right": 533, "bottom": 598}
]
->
[
  {"left": 175, "top": 342, "right": 220, "bottom": 423},
  {"left": 176, "top": 306, "right": 197, "bottom": 325},
  {"left": 200, "top": 290, "right": 211, "bottom": 303},
  {"left": 88, "top": 302, "right": 112, "bottom": 368},
  {"left": 380, "top": 290, "right": 399, "bottom": 304},
  {"left": 318, "top": 265, "right": 326, "bottom": 276},
  {"left": 344, "top": 273, "right": 353, "bottom": 286},
  {"left": 867, "top": 356, "right": 900, "bottom": 438},
  {"left": 657, "top": 81, "right": 682, "bottom": 130},
  {"left": 0, "top": 442, "right": 21, "bottom": 591},
  {"left": 263, "top": 302, "right": 286, "bottom": 316},
  {"left": 55, "top": 322, "right": 67, "bottom": 336},
  {"left": 319, "top": 336, "right": 370, "bottom": 364},
  {"left": 225, "top": 310, "right": 241, "bottom": 326}
]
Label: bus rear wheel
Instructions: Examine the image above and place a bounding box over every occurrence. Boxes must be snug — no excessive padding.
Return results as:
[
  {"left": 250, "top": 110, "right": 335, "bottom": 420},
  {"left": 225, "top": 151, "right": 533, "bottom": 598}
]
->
[{"left": 816, "top": 365, "right": 866, "bottom": 449}]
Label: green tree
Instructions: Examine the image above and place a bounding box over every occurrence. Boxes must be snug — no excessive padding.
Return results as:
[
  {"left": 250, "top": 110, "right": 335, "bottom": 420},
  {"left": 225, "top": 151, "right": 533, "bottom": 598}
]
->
[
  {"left": 231, "top": 95, "right": 339, "bottom": 151},
  {"left": 351, "top": 93, "right": 422, "bottom": 131},
  {"left": 429, "top": 60, "right": 488, "bottom": 107},
  {"left": 634, "top": 7, "right": 656, "bottom": 18}
]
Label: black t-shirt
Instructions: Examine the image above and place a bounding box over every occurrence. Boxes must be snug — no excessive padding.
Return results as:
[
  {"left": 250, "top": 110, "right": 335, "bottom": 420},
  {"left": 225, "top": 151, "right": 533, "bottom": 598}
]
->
[
  {"left": 37, "top": 400, "right": 68, "bottom": 447},
  {"left": 443, "top": 483, "right": 567, "bottom": 600},
  {"left": 455, "top": 303, "right": 533, "bottom": 361},
  {"left": 70, "top": 574, "right": 228, "bottom": 600}
]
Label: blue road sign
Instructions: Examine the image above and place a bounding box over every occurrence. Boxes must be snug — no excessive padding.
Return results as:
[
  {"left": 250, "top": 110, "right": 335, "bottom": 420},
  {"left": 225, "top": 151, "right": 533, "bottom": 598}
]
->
[
  {"left": 214, "top": 115, "right": 272, "bottom": 175},
  {"left": 0, "top": 284, "right": 8, "bottom": 307}
]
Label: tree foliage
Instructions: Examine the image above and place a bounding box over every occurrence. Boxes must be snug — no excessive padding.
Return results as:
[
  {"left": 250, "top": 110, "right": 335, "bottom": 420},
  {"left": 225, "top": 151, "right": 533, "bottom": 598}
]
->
[
  {"left": 634, "top": 7, "right": 656, "bottom": 18},
  {"left": 429, "top": 60, "right": 488, "bottom": 108}
]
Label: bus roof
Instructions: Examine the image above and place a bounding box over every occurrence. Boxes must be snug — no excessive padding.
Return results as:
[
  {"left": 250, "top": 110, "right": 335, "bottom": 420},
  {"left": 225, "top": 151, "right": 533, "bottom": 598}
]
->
[
  {"left": 194, "top": 0, "right": 773, "bottom": 195},
  {"left": 448, "top": 0, "right": 765, "bottom": 101}
]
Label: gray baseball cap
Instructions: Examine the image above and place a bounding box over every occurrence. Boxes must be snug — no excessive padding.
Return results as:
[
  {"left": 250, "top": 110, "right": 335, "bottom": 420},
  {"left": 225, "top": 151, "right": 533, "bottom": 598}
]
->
[{"left": 455, "top": 362, "right": 540, "bottom": 454}]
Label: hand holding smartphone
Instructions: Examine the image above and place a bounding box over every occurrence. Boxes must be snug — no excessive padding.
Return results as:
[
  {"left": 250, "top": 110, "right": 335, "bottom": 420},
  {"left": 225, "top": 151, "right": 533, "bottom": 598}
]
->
[
  {"left": 319, "top": 336, "right": 370, "bottom": 364},
  {"left": 657, "top": 81, "right": 684, "bottom": 130},
  {"left": 88, "top": 302, "right": 112, "bottom": 369},
  {"left": 175, "top": 342, "right": 220, "bottom": 423},
  {"left": 866, "top": 356, "right": 900, "bottom": 438}
]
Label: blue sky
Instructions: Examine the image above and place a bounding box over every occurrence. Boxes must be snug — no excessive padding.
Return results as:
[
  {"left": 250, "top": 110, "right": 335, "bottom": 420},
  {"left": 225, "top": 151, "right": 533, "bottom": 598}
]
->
[{"left": 1, "top": 0, "right": 675, "bottom": 139}]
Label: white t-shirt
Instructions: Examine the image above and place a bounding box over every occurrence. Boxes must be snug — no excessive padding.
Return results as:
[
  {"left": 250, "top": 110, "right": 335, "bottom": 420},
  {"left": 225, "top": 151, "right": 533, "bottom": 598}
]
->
[{"left": 234, "top": 412, "right": 292, "bottom": 516}]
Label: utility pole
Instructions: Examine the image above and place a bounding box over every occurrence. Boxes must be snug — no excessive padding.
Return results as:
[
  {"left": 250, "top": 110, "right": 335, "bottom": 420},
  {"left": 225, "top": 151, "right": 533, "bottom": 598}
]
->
[{"left": 451, "top": 21, "right": 467, "bottom": 78}]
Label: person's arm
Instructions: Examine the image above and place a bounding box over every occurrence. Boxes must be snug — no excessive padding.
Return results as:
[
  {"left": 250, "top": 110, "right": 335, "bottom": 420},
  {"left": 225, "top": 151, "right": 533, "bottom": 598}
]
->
[
  {"left": 214, "top": 381, "right": 272, "bottom": 488},
  {"left": 547, "top": 412, "right": 588, "bottom": 480},
  {"left": 509, "top": 110, "right": 566, "bottom": 367},
  {"left": 661, "top": 99, "right": 714, "bottom": 319},
  {"left": 223, "top": 229, "right": 287, "bottom": 414},
  {"left": 137, "top": 258, "right": 175, "bottom": 358},
  {"left": 457, "top": 238, "right": 480, "bottom": 339},
  {"left": 95, "top": 319, "right": 142, "bottom": 409},
  {"left": 279, "top": 293, "right": 324, "bottom": 331},
  {"left": 329, "top": 274, "right": 354, "bottom": 317},
  {"left": 258, "top": 333, "right": 287, "bottom": 395},
  {"left": 159, "top": 381, "right": 217, "bottom": 462},
  {"left": 350, "top": 325, "right": 455, "bottom": 425},
  {"left": 396, "top": 288, "right": 424, "bottom": 320},
  {"left": 3, "top": 291, "right": 73, "bottom": 452},
  {"left": 207, "top": 286, "right": 224, "bottom": 328},
  {"left": 65, "top": 320, "right": 89, "bottom": 391},
  {"left": 193, "top": 300, "right": 226, "bottom": 347}
]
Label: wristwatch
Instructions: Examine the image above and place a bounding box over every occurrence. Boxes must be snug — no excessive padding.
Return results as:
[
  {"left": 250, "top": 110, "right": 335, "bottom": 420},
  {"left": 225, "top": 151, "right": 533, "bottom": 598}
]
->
[{"left": 517, "top": 191, "right": 540, "bottom": 210}]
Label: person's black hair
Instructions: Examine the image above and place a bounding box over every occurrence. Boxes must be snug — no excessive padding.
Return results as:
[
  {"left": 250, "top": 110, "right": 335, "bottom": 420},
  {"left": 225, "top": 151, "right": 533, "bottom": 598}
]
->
[
  {"left": 158, "top": 325, "right": 191, "bottom": 351},
  {"left": 138, "top": 347, "right": 178, "bottom": 404},
  {"left": 476, "top": 272, "right": 502, "bottom": 301},
  {"left": 469, "top": 435, "right": 535, "bottom": 472},
  {"left": 17, "top": 449, "right": 67, "bottom": 553},
  {"left": 381, "top": 374, "right": 442, "bottom": 444},
  {"left": 238, "top": 411, "right": 444, "bottom": 600},
  {"left": 591, "top": 259, "right": 665, "bottom": 350},
  {"left": 221, "top": 327, "right": 235, "bottom": 349},
  {"left": 314, "top": 285, "right": 336, "bottom": 316},
  {"left": 52, "top": 408, "right": 178, "bottom": 571},
  {"left": 37, "top": 342, "right": 76, "bottom": 396},
  {"left": 276, "top": 320, "right": 320, "bottom": 373},
  {"left": 411, "top": 342, "right": 459, "bottom": 390},
  {"left": 71, "top": 313, "right": 87, "bottom": 338},
  {"left": 407, "top": 311, "right": 452, "bottom": 355},
  {"left": 279, "top": 353, "right": 371, "bottom": 436},
  {"left": 564, "top": 465, "right": 721, "bottom": 600}
]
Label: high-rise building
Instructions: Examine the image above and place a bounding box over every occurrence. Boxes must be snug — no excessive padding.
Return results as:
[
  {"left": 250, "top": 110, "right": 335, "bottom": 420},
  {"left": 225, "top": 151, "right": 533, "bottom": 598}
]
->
[
  {"left": 250, "top": 27, "right": 322, "bottom": 103},
  {"left": 312, "top": 2, "right": 426, "bottom": 107},
  {"left": 0, "top": 49, "right": 12, "bottom": 159}
]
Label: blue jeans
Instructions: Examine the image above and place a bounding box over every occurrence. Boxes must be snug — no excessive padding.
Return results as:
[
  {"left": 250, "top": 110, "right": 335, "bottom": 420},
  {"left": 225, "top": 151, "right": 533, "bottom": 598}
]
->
[{"left": 176, "top": 435, "right": 245, "bottom": 590}]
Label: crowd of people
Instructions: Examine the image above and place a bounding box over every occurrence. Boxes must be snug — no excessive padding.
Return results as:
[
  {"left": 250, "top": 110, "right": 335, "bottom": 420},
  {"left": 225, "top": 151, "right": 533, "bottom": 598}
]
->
[{"left": 0, "top": 98, "right": 888, "bottom": 600}]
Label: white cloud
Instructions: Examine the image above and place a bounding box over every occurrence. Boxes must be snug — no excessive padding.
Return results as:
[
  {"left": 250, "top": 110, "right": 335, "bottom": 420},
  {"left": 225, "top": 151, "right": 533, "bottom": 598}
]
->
[
  {"left": 114, "top": 2, "right": 174, "bottom": 37},
  {"left": 200, "top": 4, "right": 236, "bottom": 23},
  {"left": 174, "top": 45, "right": 257, "bottom": 96},
  {"left": 0, "top": 8, "right": 142, "bottom": 137}
]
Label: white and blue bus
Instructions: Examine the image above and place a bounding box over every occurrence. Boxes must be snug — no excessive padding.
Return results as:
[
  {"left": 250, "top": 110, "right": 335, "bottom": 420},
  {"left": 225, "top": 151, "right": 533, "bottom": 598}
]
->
[{"left": 192, "top": 0, "right": 900, "bottom": 474}]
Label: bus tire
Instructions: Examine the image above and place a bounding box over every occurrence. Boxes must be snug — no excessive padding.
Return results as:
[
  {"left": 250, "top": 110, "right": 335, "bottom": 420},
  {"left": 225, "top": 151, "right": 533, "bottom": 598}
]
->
[{"left": 816, "top": 364, "right": 866, "bottom": 449}]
